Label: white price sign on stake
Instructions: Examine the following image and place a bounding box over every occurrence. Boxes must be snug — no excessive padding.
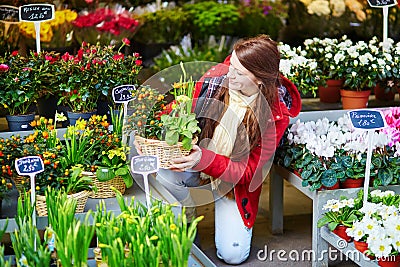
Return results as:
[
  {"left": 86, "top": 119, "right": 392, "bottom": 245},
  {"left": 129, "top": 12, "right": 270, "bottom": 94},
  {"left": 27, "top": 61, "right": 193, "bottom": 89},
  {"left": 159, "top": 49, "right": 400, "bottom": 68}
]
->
[
  {"left": 366, "top": 0, "right": 398, "bottom": 43},
  {"left": 15, "top": 155, "right": 44, "bottom": 250},
  {"left": 112, "top": 85, "right": 136, "bottom": 146},
  {"left": 131, "top": 155, "right": 159, "bottom": 209},
  {"left": 348, "top": 109, "right": 387, "bottom": 205},
  {"left": 19, "top": 4, "right": 55, "bottom": 53}
]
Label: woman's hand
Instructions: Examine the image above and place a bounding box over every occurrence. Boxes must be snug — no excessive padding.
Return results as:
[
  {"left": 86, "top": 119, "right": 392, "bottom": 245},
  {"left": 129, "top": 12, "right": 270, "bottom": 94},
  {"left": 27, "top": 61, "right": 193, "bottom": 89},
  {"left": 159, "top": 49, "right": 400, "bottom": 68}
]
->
[{"left": 169, "top": 145, "right": 202, "bottom": 172}]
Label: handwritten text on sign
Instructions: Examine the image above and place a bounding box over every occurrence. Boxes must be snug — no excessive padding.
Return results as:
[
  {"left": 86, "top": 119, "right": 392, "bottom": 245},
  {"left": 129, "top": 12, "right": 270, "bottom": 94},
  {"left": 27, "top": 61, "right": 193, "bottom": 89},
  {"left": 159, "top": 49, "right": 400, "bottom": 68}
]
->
[
  {"left": 0, "top": 5, "right": 19, "bottom": 23},
  {"left": 15, "top": 156, "right": 44, "bottom": 176},
  {"left": 367, "top": 0, "right": 397, "bottom": 8},
  {"left": 131, "top": 155, "right": 159, "bottom": 174},
  {"left": 348, "top": 109, "right": 387, "bottom": 130},
  {"left": 19, "top": 4, "right": 54, "bottom": 22},
  {"left": 112, "top": 85, "right": 136, "bottom": 103}
]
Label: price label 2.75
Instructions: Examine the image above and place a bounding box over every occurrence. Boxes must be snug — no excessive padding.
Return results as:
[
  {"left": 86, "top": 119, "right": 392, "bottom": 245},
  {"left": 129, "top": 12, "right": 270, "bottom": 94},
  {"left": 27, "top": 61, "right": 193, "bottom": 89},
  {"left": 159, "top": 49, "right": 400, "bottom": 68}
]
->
[{"left": 15, "top": 156, "right": 44, "bottom": 176}]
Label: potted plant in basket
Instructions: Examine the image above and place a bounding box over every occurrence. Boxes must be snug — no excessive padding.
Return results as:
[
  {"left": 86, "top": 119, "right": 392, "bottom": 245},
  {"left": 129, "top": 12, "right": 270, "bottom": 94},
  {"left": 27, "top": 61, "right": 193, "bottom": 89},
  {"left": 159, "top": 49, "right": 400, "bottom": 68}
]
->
[
  {"left": 84, "top": 114, "right": 133, "bottom": 199},
  {"left": 127, "top": 64, "right": 201, "bottom": 168}
]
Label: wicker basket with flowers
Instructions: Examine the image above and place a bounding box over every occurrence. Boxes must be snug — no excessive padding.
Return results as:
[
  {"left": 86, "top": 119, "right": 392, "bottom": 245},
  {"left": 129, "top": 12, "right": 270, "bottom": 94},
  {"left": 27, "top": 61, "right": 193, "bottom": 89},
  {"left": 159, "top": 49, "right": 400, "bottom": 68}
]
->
[{"left": 125, "top": 63, "right": 201, "bottom": 168}]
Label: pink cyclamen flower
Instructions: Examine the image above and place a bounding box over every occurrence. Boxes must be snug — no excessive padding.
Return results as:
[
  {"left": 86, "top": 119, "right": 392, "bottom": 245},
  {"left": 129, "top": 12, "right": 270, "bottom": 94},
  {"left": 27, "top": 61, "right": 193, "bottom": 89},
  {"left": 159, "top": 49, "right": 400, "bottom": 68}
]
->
[{"left": 0, "top": 64, "right": 9, "bottom": 72}]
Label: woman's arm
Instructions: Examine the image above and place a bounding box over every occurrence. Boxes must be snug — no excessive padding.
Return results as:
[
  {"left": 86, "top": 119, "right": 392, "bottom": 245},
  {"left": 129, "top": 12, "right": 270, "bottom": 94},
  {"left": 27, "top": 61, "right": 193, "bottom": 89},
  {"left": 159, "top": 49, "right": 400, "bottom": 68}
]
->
[{"left": 170, "top": 116, "right": 289, "bottom": 188}]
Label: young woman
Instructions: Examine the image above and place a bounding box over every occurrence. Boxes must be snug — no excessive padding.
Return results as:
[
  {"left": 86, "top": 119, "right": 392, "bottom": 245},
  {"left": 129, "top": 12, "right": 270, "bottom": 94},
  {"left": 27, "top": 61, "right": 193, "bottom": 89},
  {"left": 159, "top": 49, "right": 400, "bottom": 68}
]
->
[{"left": 141, "top": 35, "right": 301, "bottom": 264}]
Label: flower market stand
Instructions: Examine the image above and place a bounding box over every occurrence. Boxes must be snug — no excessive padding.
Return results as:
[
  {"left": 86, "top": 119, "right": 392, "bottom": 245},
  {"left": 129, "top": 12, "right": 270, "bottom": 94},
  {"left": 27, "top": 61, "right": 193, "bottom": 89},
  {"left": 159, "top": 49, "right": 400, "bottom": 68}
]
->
[{"left": 269, "top": 109, "right": 399, "bottom": 267}]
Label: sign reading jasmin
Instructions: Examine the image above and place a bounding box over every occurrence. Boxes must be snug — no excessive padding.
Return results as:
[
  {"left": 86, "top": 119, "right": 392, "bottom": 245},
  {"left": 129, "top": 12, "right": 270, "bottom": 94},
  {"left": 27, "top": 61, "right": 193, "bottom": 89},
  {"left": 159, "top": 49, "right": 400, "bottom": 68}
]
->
[
  {"left": 131, "top": 155, "right": 159, "bottom": 174},
  {"left": 367, "top": 0, "right": 397, "bottom": 7},
  {"left": 348, "top": 109, "right": 387, "bottom": 130},
  {"left": 0, "top": 5, "right": 19, "bottom": 23},
  {"left": 19, "top": 4, "right": 54, "bottom": 22},
  {"left": 112, "top": 85, "right": 136, "bottom": 103},
  {"left": 15, "top": 156, "right": 44, "bottom": 176}
]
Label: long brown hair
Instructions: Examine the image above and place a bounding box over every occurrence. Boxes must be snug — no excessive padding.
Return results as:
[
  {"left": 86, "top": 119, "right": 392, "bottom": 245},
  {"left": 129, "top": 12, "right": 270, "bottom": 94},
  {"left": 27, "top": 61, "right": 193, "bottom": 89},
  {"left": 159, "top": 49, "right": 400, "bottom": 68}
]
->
[{"left": 199, "top": 35, "right": 281, "bottom": 158}]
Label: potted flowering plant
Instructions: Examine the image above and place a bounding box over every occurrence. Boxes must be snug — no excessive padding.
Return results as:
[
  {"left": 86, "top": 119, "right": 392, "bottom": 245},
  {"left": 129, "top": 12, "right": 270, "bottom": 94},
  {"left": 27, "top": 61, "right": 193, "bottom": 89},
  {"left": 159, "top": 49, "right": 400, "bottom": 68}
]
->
[
  {"left": 57, "top": 39, "right": 142, "bottom": 122},
  {"left": 0, "top": 51, "right": 36, "bottom": 131},
  {"left": 279, "top": 43, "right": 322, "bottom": 98},
  {"left": 275, "top": 109, "right": 400, "bottom": 191},
  {"left": 302, "top": 36, "right": 350, "bottom": 103},
  {"left": 317, "top": 196, "right": 362, "bottom": 241},
  {"left": 346, "top": 189, "right": 400, "bottom": 263}
]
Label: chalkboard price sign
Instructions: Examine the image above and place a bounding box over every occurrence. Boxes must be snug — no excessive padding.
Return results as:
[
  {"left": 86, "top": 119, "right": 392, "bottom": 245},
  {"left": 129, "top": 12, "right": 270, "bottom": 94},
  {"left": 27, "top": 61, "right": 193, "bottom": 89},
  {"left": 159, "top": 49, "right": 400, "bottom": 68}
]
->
[
  {"left": 112, "top": 85, "right": 136, "bottom": 103},
  {"left": 348, "top": 109, "right": 387, "bottom": 130},
  {"left": 19, "top": 4, "right": 54, "bottom": 22},
  {"left": 367, "top": 0, "right": 397, "bottom": 8},
  {"left": 131, "top": 155, "right": 159, "bottom": 174},
  {"left": 15, "top": 156, "right": 44, "bottom": 176},
  {"left": 0, "top": 5, "right": 19, "bottom": 23}
]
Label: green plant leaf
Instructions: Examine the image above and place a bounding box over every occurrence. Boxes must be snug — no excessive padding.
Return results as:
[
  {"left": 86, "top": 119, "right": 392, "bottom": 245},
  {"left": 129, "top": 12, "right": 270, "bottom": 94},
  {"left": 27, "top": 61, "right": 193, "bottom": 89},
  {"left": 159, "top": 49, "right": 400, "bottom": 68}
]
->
[{"left": 96, "top": 168, "right": 116, "bottom": 182}]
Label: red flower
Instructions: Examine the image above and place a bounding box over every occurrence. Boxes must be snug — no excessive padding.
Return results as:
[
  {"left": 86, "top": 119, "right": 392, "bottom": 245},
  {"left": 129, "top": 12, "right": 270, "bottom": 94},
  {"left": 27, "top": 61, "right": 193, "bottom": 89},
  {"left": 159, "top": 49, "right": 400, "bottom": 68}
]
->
[
  {"left": 113, "top": 53, "right": 124, "bottom": 61},
  {"left": 11, "top": 50, "right": 18, "bottom": 56},
  {"left": 0, "top": 64, "right": 9, "bottom": 72},
  {"left": 135, "top": 60, "right": 142, "bottom": 66},
  {"left": 122, "top": 38, "right": 130, "bottom": 46}
]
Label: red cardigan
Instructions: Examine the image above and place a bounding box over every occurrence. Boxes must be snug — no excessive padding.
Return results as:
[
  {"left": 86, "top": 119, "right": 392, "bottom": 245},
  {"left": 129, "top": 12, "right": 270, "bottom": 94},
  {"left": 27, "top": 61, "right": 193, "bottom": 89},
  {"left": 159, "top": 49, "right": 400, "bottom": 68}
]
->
[{"left": 192, "top": 56, "right": 302, "bottom": 228}]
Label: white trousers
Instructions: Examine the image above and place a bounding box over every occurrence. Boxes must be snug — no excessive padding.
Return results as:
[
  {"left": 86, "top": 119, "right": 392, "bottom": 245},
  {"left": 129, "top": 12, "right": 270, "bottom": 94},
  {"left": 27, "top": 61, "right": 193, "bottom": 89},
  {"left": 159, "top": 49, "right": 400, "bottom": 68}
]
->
[{"left": 156, "top": 169, "right": 253, "bottom": 265}]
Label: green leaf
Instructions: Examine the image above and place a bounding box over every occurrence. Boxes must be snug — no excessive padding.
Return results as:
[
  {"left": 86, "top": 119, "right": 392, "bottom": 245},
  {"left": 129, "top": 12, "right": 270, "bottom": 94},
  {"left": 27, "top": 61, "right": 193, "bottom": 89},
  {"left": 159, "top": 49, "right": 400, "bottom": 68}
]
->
[
  {"left": 165, "top": 131, "right": 179, "bottom": 145},
  {"left": 321, "top": 169, "right": 338, "bottom": 187},
  {"left": 378, "top": 169, "right": 393, "bottom": 186},
  {"left": 317, "top": 216, "right": 332, "bottom": 228},
  {"left": 96, "top": 168, "right": 116, "bottom": 182}
]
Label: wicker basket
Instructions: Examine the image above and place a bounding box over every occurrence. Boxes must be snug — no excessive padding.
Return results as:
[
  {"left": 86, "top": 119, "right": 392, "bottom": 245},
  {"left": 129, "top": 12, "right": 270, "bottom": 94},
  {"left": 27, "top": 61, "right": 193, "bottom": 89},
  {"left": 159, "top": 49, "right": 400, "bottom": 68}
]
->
[
  {"left": 36, "top": 190, "right": 90, "bottom": 216},
  {"left": 83, "top": 171, "right": 126, "bottom": 199},
  {"left": 12, "top": 176, "right": 30, "bottom": 192},
  {"left": 135, "top": 135, "right": 196, "bottom": 169}
]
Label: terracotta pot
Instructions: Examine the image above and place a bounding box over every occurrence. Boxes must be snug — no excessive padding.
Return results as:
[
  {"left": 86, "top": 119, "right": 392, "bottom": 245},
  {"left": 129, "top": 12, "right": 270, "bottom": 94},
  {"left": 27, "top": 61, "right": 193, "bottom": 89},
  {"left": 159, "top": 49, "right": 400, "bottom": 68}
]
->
[
  {"left": 340, "top": 178, "right": 365, "bottom": 188},
  {"left": 340, "top": 89, "right": 371, "bottom": 110},
  {"left": 354, "top": 240, "right": 369, "bottom": 254},
  {"left": 319, "top": 79, "right": 343, "bottom": 103},
  {"left": 374, "top": 85, "right": 395, "bottom": 101},
  {"left": 332, "top": 225, "right": 352, "bottom": 242},
  {"left": 378, "top": 255, "right": 400, "bottom": 267},
  {"left": 354, "top": 240, "right": 375, "bottom": 260}
]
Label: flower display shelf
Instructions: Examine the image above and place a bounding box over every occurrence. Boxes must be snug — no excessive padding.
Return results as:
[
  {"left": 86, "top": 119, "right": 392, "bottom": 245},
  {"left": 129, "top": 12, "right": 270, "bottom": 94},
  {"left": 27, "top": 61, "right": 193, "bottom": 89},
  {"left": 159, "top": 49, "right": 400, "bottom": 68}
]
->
[{"left": 269, "top": 109, "right": 399, "bottom": 267}]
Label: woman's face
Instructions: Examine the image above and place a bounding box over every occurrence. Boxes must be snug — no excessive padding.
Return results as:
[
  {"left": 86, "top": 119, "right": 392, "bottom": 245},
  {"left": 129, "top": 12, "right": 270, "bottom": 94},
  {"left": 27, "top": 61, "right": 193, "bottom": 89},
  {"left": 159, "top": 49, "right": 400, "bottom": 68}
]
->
[{"left": 227, "top": 51, "right": 260, "bottom": 96}]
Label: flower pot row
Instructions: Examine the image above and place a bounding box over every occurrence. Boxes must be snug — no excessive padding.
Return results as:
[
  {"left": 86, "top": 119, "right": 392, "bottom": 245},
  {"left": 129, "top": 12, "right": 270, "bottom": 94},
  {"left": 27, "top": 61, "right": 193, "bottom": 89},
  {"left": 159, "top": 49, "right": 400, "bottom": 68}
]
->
[{"left": 319, "top": 188, "right": 400, "bottom": 267}]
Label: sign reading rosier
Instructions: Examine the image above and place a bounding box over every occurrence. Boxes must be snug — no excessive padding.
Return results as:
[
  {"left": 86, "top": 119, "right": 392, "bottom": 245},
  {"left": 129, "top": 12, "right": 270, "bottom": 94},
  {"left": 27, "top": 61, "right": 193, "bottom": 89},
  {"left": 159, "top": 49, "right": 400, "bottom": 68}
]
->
[{"left": 19, "top": 4, "right": 54, "bottom": 22}]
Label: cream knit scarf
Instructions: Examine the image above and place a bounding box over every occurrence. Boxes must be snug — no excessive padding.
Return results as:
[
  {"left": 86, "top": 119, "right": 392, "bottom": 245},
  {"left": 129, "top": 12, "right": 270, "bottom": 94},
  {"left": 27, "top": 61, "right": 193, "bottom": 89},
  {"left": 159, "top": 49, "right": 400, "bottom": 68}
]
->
[{"left": 202, "top": 89, "right": 259, "bottom": 190}]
